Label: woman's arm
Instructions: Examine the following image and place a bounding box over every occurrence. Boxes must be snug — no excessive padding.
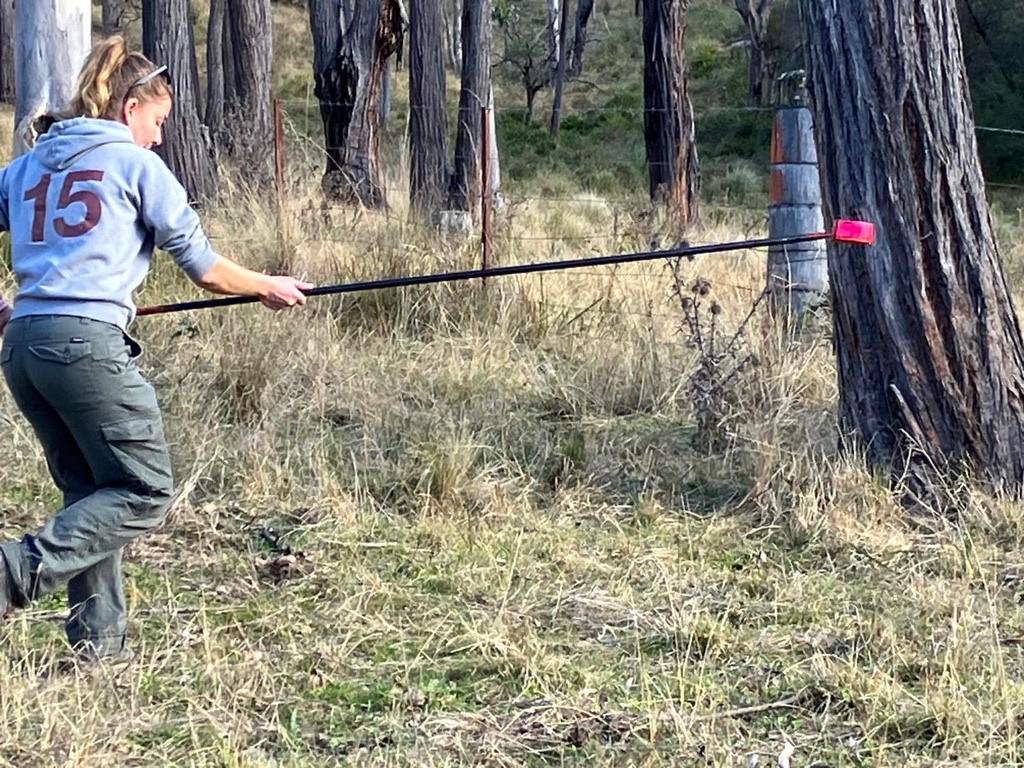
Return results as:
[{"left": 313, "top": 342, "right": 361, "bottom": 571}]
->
[{"left": 194, "top": 256, "right": 313, "bottom": 310}]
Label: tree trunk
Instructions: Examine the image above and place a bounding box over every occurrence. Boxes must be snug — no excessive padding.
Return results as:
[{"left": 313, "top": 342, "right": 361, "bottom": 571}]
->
[
  {"left": 525, "top": 87, "right": 537, "bottom": 123},
  {"left": 318, "top": 0, "right": 403, "bottom": 207},
  {"left": 308, "top": 0, "right": 347, "bottom": 183},
  {"left": 205, "top": 0, "right": 226, "bottom": 137},
  {"left": 801, "top": 0, "right": 1024, "bottom": 506},
  {"left": 102, "top": 0, "right": 126, "bottom": 33},
  {"left": 641, "top": 0, "right": 699, "bottom": 224},
  {"left": 0, "top": 0, "right": 14, "bottom": 102},
  {"left": 340, "top": 0, "right": 353, "bottom": 33},
  {"left": 448, "top": 0, "right": 491, "bottom": 212},
  {"left": 443, "top": 0, "right": 462, "bottom": 74},
  {"left": 143, "top": 0, "right": 218, "bottom": 202},
  {"left": 218, "top": 0, "right": 273, "bottom": 180},
  {"left": 546, "top": 0, "right": 560, "bottom": 75},
  {"left": 486, "top": 84, "right": 501, "bottom": 209},
  {"left": 380, "top": 58, "right": 392, "bottom": 122},
  {"left": 221, "top": 0, "right": 238, "bottom": 109},
  {"left": 549, "top": 0, "right": 570, "bottom": 135},
  {"left": 409, "top": 0, "right": 450, "bottom": 216},
  {"left": 13, "top": 0, "right": 90, "bottom": 155},
  {"left": 567, "top": 0, "right": 594, "bottom": 79},
  {"left": 734, "top": 0, "right": 772, "bottom": 107}
]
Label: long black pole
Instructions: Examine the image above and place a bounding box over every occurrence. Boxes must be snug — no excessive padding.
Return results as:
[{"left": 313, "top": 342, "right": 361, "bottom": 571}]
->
[{"left": 136, "top": 231, "right": 832, "bottom": 317}]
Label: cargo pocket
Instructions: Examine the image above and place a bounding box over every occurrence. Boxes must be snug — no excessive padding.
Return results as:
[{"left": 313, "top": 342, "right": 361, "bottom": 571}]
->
[
  {"left": 29, "top": 341, "right": 92, "bottom": 365},
  {"left": 100, "top": 415, "right": 174, "bottom": 499}
]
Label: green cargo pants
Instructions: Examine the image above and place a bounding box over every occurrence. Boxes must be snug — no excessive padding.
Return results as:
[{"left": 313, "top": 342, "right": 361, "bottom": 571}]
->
[{"left": 0, "top": 315, "right": 174, "bottom": 657}]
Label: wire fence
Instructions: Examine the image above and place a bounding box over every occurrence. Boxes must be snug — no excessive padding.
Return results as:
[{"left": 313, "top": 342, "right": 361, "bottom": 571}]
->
[{"left": 218, "top": 98, "right": 1024, "bottom": 334}]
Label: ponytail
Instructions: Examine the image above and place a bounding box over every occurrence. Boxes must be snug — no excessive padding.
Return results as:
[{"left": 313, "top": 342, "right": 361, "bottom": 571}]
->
[{"left": 66, "top": 36, "right": 172, "bottom": 120}]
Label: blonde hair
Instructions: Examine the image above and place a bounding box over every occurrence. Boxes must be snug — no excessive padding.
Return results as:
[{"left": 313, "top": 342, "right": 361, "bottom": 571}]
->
[{"left": 68, "top": 36, "right": 172, "bottom": 120}]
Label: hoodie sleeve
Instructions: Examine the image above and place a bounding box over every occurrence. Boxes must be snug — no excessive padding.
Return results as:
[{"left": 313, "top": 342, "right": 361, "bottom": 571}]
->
[{"left": 136, "top": 154, "right": 219, "bottom": 281}]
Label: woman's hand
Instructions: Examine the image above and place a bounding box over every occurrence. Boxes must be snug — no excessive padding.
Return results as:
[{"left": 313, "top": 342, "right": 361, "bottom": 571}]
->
[
  {"left": 258, "top": 276, "right": 314, "bottom": 311},
  {"left": 195, "top": 257, "right": 313, "bottom": 310}
]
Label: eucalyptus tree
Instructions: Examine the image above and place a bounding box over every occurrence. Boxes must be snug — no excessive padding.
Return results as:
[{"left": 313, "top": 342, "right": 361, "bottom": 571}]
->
[
  {"left": 801, "top": 0, "right": 1024, "bottom": 508},
  {"left": 409, "top": 0, "right": 450, "bottom": 216},
  {"left": 205, "top": 0, "right": 273, "bottom": 180},
  {"left": 13, "top": 0, "right": 90, "bottom": 155},
  {"left": 640, "top": 0, "right": 699, "bottom": 223},
  {"left": 734, "top": 0, "right": 774, "bottom": 107},
  {"left": 307, "top": 0, "right": 404, "bottom": 207},
  {"left": 142, "top": 0, "right": 218, "bottom": 201}
]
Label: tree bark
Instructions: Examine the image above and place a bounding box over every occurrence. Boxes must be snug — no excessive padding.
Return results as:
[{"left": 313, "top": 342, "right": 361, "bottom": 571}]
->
[
  {"left": 218, "top": 0, "right": 273, "bottom": 181},
  {"left": 546, "top": 0, "right": 560, "bottom": 75},
  {"left": 641, "top": 0, "right": 699, "bottom": 224},
  {"left": 13, "top": 0, "right": 90, "bottom": 155},
  {"left": 308, "top": 0, "right": 347, "bottom": 183},
  {"left": 486, "top": 84, "right": 501, "bottom": 208},
  {"left": 409, "top": 0, "right": 450, "bottom": 216},
  {"left": 221, "top": 0, "right": 238, "bottom": 110},
  {"left": 380, "top": 58, "right": 392, "bottom": 122},
  {"left": 448, "top": 0, "right": 491, "bottom": 212},
  {"left": 143, "top": 0, "right": 218, "bottom": 202},
  {"left": 311, "top": 0, "right": 403, "bottom": 207},
  {"left": 0, "top": 0, "right": 14, "bottom": 102},
  {"left": 567, "top": 0, "right": 594, "bottom": 78},
  {"left": 734, "top": 0, "right": 773, "bottom": 108},
  {"left": 205, "top": 0, "right": 226, "bottom": 137},
  {"left": 549, "top": 0, "right": 570, "bottom": 134},
  {"left": 340, "top": 0, "right": 353, "bottom": 33},
  {"left": 102, "top": 0, "right": 126, "bottom": 33},
  {"left": 801, "top": 0, "right": 1024, "bottom": 505},
  {"left": 335, "top": 0, "right": 403, "bottom": 207},
  {"left": 443, "top": 0, "right": 462, "bottom": 74},
  {"left": 525, "top": 86, "right": 538, "bottom": 123}
]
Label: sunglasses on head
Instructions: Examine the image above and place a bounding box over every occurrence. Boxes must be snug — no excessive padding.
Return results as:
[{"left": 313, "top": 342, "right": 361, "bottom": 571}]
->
[{"left": 128, "top": 65, "right": 169, "bottom": 91}]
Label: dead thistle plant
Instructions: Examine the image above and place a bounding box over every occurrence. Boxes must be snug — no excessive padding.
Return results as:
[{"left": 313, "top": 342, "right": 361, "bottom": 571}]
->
[{"left": 670, "top": 258, "right": 764, "bottom": 453}]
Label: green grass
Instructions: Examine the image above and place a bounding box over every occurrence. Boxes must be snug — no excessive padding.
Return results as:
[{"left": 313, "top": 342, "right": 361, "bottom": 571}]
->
[
  {"left": 3, "top": 2, "right": 1024, "bottom": 765},
  {"left": 5, "top": 203, "right": 1024, "bottom": 763}
]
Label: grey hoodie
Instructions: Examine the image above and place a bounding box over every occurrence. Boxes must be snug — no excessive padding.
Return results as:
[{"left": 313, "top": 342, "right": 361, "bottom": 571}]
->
[{"left": 0, "top": 117, "right": 218, "bottom": 330}]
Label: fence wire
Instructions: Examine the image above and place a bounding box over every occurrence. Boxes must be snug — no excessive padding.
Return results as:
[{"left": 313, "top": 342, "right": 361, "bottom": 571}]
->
[{"left": 202, "top": 101, "right": 1024, "bottom": 332}]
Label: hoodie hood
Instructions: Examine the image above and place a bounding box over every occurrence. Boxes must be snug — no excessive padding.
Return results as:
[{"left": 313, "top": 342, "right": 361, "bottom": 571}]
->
[
  {"left": 33, "top": 117, "right": 136, "bottom": 171},
  {"left": 1, "top": 114, "right": 218, "bottom": 331}
]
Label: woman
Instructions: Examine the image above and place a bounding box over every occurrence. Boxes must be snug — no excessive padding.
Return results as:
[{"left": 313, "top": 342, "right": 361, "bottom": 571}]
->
[{"left": 0, "top": 37, "right": 311, "bottom": 662}]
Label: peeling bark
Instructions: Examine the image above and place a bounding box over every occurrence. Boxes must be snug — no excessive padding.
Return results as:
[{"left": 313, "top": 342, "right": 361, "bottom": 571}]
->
[
  {"left": 641, "top": 0, "right": 699, "bottom": 224},
  {"left": 13, "top": 0, "right": 90, "bottom": 155}
]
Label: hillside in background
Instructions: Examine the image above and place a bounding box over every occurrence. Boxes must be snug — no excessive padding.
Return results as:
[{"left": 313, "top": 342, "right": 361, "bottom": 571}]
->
[{"left": 260, "top": 0, "right": 1024, "bottom": 210}]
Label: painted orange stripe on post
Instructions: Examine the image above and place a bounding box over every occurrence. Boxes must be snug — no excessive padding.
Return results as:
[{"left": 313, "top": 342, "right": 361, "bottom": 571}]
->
[{"left": 769, "top": 168, "right": 784, "bottom": 204}]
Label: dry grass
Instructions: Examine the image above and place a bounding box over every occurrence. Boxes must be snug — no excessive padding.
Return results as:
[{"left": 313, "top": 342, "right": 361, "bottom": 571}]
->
[{"left": 5, "top": 58, "right": 1024, "bottom": 768}]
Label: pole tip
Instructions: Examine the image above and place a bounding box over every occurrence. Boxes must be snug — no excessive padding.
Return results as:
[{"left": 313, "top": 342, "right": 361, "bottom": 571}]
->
[{"left": 832, "top": 219, "right": 875, "bottom": 244}]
